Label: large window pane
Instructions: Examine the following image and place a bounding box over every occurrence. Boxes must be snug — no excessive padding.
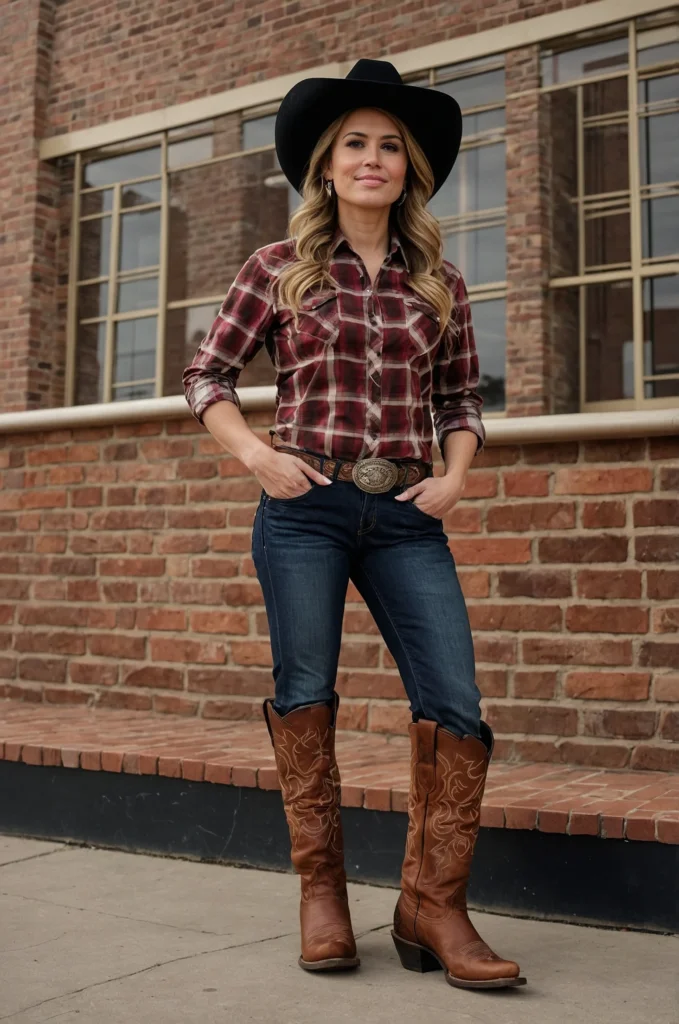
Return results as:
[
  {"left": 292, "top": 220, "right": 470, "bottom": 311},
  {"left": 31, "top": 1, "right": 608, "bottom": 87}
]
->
[
  {"left": 584, "top": 123, "right": 629, "bottom": 194},
  {"left": 121, "top": 179, "right": 162, "bottom": 208},
  {"left": 643, "top": 276, "right": 679, "bottom": 395},
  {"left": 118, "top": 209, "right": 160, "bottom": 271},
  {"left": 435, "top": 69, "right": 505, "bottom": 110},
  {"left": 83, "top": 146, "right": 161, "bottom": 188},
  {"left": 585, "top": 211, "right": 631, "bottom": 268},
  {"left": 637, "top": 22, "right": 679, "bottom": 68},
  {"left": 164, "top": 303, "right": 220, "bottom": 396},
  {"left": 114, "top": 317, "right": 157, "bottom": 386},
  {"left": 242, "top": 114, "right": 276, "bottom": 150},
  {"left": 78, "top": 282, "right": 108, "bottom": 320},
  {"left": 81, "top": 190, "right": 112, "bottom": 216},
  {"left": 541, "top": 36, "right": 628, "bottom": 86},
  {"left": 117, "top": 277, "right": 158, "bottom": 313},
  {"left": 444, "top": 226, "right": 506, "bottom": 286},
  {"left": 583, "top": 77, "right": 628, "bottom": 116},
  {"left": 79, "top": 217, "right": 111, "bottom": 280},
  {"left": 639, "top": 111, "right": 679, "bottom": 185},
  {"left": 430, "top": 143, "right": 505, "bottom": 219},
  {"left": 75, "top": 322, "right": 107, "bottom": 405},
  {"left": 471, "top": 298, "right": 506, "bottom": 411},
  {"left": 585, "top": 280, "right": 634, "bottom": 402},
  {"left": 642, "top": 196, "right": 679, "bottom": 260}
]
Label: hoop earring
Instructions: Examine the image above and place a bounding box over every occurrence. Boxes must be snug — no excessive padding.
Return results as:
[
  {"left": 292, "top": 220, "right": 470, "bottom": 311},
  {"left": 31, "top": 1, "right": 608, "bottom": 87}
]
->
[
  {"left": 397, "top": 188, "right": 407, "bottom": 207},
  {"left": 325, "top": 178, "right": 334, "bottom": 198}
]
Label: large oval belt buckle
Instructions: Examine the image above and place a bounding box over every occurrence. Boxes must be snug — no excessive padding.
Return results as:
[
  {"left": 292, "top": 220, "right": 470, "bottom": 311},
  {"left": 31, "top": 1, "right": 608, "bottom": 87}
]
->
[{"left": 351, "top": 458, "right": 400, "bottom": 494}]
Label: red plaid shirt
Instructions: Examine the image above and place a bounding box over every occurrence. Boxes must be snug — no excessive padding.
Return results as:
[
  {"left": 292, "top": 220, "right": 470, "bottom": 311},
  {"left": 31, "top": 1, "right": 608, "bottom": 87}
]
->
[{"left": 182, "top": 227, "right": 485, "bottom": 463}]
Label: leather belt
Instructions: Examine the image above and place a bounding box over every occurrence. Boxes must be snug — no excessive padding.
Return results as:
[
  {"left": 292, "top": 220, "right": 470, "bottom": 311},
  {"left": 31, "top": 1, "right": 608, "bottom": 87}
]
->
[{"left": 269, "top": 431, "right": 431, "bottom": 494}]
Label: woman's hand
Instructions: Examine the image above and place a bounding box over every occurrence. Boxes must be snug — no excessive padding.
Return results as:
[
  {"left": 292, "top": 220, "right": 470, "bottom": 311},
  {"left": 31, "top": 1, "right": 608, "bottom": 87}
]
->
[
  {"left": 394, "top": 471, "right": 465, "bottom": 519},
  {"left": 250, "top": 448, "right": 331, "bottom": 500}
]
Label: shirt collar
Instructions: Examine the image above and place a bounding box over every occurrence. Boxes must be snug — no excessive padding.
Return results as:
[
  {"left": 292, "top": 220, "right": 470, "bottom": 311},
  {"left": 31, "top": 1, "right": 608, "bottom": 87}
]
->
[{"left": 329, "top": 225, "right": 410, "bottom": 273}]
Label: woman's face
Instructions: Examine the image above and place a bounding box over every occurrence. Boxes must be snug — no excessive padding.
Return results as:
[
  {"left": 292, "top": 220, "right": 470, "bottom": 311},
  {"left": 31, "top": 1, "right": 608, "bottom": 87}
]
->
[{"left": 324, "top": 108, "right": 408, "bottom": 210}]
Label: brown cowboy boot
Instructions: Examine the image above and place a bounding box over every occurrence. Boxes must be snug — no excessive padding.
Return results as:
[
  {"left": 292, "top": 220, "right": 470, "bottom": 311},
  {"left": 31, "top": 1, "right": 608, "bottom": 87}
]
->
[
  {"left": 392, "top": 719, "right": 526, "bottom": 989},
  {"left": 263, "top": 694, "right": 360, "bottom": 972}
]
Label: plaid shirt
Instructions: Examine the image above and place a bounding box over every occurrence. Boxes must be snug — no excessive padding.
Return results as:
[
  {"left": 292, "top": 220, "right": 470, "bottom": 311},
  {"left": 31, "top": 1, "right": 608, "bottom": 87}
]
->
[{"left": 182, "top": 227, "right": 485, "bottom": 463}]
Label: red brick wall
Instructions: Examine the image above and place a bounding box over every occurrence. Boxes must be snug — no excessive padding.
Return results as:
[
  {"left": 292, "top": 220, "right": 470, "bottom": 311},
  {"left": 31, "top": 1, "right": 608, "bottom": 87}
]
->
[{"left": 1, "top": 416, "right": 677, "bottom": 771}]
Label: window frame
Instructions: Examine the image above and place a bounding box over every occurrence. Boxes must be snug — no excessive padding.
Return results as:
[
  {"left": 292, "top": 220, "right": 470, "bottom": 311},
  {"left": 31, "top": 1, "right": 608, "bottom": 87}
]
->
[{"left": 543, "top": 12, "right": 679, "bottom": 411}]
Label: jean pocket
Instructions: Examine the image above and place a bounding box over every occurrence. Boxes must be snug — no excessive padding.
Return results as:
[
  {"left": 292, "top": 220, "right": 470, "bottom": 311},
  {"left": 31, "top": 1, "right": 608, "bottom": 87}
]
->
[{"left": 265, "top": 481, "right": 316, "bottom": 504}]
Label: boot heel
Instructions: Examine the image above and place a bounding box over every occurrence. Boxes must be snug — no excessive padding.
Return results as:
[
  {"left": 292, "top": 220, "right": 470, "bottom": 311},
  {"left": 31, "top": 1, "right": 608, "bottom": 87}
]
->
[{"left": 391, "top": 931, "right": 442, "bottom": 973}]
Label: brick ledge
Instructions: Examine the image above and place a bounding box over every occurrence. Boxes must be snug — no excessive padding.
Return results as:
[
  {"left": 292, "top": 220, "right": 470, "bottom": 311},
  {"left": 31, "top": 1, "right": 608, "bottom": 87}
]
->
[{"left": 1, "top": 701, "right": 677, "bottom": 844}]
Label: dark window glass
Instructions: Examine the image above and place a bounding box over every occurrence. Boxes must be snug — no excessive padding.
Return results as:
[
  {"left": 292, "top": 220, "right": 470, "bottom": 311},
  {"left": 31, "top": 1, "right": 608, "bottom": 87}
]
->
[
  {"left": 79, "top": 217, "right": 111, "bottom": 280},
  {"left": 471, "top": 298, "right": 506, "bottom": 412},
  {"left": 585, "top": 280, "right": 634, "bottom": 402}
]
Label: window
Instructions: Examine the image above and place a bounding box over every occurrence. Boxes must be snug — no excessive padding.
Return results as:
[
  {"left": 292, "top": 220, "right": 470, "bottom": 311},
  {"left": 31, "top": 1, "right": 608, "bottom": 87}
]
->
[
  {"left": 544, "top": 9, "right": 679, "bottom": 409},
  {"left": 71, "top": 112, "right": 293, "bottom": 405}
]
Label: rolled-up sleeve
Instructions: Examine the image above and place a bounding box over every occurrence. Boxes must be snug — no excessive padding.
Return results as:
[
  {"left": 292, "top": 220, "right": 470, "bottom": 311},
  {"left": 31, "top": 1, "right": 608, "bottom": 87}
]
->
[
  {"left": 431, "top": 271, "right": 486, "bottom": 457},
  {"left": 182, "top": 251, "right": 275, "bottom": 424}
]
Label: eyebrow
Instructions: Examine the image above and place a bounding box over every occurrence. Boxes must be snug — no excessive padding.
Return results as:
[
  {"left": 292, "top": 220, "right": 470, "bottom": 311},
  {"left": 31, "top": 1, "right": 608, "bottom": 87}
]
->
[{"left": 342, "top": 131, "right": 404, "bottom": 141}]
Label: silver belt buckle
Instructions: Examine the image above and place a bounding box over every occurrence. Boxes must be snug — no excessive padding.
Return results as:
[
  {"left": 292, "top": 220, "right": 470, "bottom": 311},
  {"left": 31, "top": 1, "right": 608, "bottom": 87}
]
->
[{"left": 351, "top": 457, "right": 400, "bottom": 494}]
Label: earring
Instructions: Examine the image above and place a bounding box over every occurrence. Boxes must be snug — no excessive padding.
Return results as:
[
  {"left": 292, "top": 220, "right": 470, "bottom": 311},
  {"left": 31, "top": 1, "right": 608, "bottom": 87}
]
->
[
  {"left": 397, "top": 188, "right": 407, "bottom": 207},
  {"left": 325, "top": 178, "right": 334, "bottom": 198}
]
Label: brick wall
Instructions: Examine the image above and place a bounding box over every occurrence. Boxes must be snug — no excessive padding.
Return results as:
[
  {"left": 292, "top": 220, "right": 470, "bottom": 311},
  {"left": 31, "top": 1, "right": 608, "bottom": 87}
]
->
[{"left": 1, "top": 415, "right": 677, "bottom": 771}]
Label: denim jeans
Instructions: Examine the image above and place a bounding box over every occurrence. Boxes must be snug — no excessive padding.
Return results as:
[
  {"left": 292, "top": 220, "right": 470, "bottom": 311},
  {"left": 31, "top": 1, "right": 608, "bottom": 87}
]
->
[{"left": 251, "top": 458, "right": 482, "bottom": 739}]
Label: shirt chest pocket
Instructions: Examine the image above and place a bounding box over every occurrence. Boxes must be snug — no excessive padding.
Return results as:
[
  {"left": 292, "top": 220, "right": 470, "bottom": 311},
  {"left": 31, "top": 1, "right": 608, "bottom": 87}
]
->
[
  {"left": 276, "top": 290, "right": 340, "bottom": 368},
  {"left": 404, "top": 296, "right": 443, "bottom": 362}
]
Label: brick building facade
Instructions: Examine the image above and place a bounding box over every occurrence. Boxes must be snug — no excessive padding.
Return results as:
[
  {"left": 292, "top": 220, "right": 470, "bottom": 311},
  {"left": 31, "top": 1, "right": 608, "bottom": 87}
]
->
[{"left": 1, "top": 0, "right": 677, "bottom": 771}]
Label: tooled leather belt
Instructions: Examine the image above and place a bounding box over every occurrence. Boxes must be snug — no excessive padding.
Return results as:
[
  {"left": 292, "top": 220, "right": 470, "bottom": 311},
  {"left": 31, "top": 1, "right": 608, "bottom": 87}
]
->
[{"left": 269, "top": 430, "right": 431, "bottom": 494}]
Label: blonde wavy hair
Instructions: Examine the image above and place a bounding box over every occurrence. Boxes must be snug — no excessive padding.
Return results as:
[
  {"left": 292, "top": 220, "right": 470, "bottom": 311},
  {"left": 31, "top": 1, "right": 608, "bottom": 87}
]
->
[{"left": 273, "top": 108, "right": 455, "bottom": 340}]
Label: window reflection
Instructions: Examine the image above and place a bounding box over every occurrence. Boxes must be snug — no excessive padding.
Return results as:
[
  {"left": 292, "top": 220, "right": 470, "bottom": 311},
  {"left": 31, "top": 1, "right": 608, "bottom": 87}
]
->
[
  {"left": 121, "top": 179, "right": 162, "bottom": 208},
  {"left": 471, "top": 299, "right": 506, "bottom": 411},
  {"left": 83, "top": 146, "right": 161, "bottom": 188},
  {"left": 117, "top": 277, "right": 158, "bottom": 313},
  {"left": 75, "top": 322, "right": 107, "bottom": 405},
  {"left": 585, "top": 281, "right": 634, "bottom": 402},
  {"left": 639, "top": 110, "right": 679, "bottom": 185},
  {"left": 643, "top": 275, "right": 679, "bottom": 396},
  {"left": 114, "top": 317, "right": 157, "bottom": 386},
  {"left": 78, "top": 282, "right": 108, "bottom": 320},
  {"left": 444, "top": 226, "right": 506, "bottom": 286},
  {"left": 119, "top": 209, "right": 161, "bottom": 271},
  {"left": 541, "top": 36, "right": 628, "bottom": 86},
  {"left": 242, "top": 114, "right": 276, "bottom": 150},
  {"left": 79, "top": 217, "right": 111, "bottom": 280},
  {"left": 642, "top": 196, "right": 679, "bottom": 260}
]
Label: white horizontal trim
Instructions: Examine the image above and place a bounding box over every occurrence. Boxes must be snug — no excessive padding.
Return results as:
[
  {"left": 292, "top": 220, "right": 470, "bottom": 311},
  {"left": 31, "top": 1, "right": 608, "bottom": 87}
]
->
[
  {"left": 1, "top": 392, "right": 677, "bottom": 446},
  {"left": 39, "top": 0, "right": 670, "bottom": 160}
]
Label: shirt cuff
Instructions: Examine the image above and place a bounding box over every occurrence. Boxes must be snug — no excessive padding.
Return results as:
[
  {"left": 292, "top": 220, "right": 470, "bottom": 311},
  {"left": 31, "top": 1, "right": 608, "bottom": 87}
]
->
[{"left": 436, "top": 420, "right": 486, "bottom": 457}]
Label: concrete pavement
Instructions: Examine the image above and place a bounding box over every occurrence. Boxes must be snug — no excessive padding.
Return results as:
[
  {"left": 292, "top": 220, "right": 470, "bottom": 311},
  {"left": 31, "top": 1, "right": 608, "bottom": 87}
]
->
[{"left": 0, "top": 835, "right": 677, "bottom": 1023}]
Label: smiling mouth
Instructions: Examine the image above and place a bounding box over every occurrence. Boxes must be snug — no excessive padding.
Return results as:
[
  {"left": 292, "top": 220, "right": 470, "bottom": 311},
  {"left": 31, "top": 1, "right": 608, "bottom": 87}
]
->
[{"left": 357, "top": 177, "right": 387, "bottom": 183}]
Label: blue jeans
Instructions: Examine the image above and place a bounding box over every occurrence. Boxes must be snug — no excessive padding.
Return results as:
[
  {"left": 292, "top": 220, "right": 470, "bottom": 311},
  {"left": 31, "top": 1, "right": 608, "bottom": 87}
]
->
[{"left": 251, "top": 459, "right": 482, "bottom": 739}]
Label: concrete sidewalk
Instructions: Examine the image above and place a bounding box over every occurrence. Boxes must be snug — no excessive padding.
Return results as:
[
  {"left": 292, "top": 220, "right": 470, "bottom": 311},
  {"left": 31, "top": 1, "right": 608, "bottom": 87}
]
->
[{"left": 0, "top": 836, "right": 676, "bottom": 1024}]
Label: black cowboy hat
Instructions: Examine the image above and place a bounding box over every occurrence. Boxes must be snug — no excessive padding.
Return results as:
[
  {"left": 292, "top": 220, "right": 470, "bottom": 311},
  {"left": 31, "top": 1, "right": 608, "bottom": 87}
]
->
[{"left": 274, "top": 58, "right": 462, "bottom": 200}]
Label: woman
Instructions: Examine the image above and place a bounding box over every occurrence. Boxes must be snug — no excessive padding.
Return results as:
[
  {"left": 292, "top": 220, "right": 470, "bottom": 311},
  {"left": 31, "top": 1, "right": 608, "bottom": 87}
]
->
[{"left": 183, "top": 59, "right": 526, "bottom": 991}]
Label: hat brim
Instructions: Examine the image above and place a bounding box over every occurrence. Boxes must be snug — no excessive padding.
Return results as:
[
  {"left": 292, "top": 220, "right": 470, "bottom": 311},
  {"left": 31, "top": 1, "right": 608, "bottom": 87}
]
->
[{"left": 274, "top": 78, "right": 462, "bottom": 199}]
